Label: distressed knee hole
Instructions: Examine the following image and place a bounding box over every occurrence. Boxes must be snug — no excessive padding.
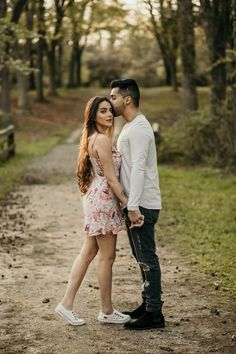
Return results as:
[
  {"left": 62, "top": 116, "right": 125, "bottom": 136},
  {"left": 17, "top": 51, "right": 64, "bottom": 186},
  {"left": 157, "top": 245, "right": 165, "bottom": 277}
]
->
[
  {"left": 139, "top": 262, "right": 150, "bottom": 272},
  {"left": 143, "top": 280, "right": 150, "bottom": 288}
]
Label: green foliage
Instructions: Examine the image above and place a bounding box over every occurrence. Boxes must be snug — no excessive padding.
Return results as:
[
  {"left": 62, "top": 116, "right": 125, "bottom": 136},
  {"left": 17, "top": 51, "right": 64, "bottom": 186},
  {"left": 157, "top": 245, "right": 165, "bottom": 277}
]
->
[
  {"left": 158, "top": 106, "right": 236, "bottom": 172},
  {"left": 159, "top": 165, "right": 236, "bottom": 298},
  {"left": 85, "top": 23, "right": 161, "bottom": 87},
  {"left": 0, "top": 111, "right": 12, "bottom": 126},
  {"left": 88, "top": 0, "right": 128, "bottom": 33},
  {"left": 86, "top": 48, "right": 128, "bottom": 87},
  {"left": 121, "top": 21, "right": 161, "bottom": 87},
  {"left": 205, "top": 49, "right": 236, "bottom": 83},
  {"left": 0, "top": 18, "right": 36, "bottom": 72},
  {"left": 159, "top": 108, "right": 213, "bottom": 163},
  {"left": 226, "top": 49, "right": 236, "bottom": 83}
]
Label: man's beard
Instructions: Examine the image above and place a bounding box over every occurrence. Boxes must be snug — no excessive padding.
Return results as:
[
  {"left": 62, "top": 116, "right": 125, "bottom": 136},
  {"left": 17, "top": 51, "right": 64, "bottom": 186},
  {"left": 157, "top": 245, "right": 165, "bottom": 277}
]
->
[{"left": 113, "top": 102, "right": 125, "bottom": 117}]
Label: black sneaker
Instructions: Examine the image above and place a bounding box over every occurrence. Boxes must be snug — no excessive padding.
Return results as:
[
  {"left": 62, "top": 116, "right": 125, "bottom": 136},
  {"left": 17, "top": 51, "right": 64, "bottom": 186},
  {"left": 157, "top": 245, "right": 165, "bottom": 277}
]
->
[
  {"left": 122, "top": 302, "right": 146, "bottom": 319},
  {"left": 124, "top": 310, "right": 165, "bottom": 330}
]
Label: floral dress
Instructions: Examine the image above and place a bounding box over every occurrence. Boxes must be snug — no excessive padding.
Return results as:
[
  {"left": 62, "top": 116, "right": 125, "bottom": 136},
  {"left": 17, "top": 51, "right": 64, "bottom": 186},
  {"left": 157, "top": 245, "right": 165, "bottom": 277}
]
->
[{"left": 82, "top": 147, "right": 124, "bottom": 236}]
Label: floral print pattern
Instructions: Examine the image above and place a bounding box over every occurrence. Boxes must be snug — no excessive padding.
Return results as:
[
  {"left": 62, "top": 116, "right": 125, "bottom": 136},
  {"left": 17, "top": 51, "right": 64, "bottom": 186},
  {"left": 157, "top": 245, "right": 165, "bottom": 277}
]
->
[{"left": 82, "top": 147, "right": 123, "bottom": 236}]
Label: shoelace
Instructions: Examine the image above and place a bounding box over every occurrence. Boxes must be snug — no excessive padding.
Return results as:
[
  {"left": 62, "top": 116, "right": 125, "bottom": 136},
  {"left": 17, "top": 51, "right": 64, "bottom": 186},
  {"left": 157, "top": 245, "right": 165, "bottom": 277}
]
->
[
  {"left": 72, "top": 311, "right": 79, "bottom": 320},
  {"left": 114, "top": 311, "right": 125, "bottom": 318}
]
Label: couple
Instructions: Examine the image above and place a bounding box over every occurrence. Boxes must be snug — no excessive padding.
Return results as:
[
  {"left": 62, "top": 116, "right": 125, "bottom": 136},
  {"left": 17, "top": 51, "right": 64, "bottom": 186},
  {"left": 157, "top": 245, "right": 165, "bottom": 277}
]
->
[{"left": 55, "top": 79, "right": 164, "bottom": 331}]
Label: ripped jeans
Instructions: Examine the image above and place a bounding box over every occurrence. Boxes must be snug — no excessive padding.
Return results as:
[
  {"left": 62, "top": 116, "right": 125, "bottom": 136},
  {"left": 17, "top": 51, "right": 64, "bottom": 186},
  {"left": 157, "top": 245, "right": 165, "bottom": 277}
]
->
[{"left": 124, "top": 207, "right": 162, "bottom": 312}]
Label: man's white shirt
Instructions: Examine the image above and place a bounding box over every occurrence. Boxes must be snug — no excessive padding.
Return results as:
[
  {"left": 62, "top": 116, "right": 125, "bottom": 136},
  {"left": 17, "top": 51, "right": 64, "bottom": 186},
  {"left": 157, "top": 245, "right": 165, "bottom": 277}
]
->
[{"left": 117, "top": 114, "right": 162, "bottom": 211}]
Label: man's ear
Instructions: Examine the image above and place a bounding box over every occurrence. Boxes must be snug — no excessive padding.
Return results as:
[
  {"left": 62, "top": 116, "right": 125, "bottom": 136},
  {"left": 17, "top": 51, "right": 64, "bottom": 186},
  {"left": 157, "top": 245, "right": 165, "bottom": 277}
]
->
[{"left": 125, "top": 96, "right": 132, "bottom": 105}]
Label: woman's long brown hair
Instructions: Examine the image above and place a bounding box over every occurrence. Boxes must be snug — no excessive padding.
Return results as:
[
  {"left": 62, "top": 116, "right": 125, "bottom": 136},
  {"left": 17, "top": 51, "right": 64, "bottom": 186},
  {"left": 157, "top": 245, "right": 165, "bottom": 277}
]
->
[{"left": 77, "top": 96, "right": 114, "bottom": 194}]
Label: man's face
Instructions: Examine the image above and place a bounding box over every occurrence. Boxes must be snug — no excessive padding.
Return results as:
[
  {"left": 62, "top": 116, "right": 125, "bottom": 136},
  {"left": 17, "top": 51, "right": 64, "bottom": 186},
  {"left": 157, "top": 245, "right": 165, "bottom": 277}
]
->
[{"left": 110, "top": 87, "right": 126, "bottom": 117}]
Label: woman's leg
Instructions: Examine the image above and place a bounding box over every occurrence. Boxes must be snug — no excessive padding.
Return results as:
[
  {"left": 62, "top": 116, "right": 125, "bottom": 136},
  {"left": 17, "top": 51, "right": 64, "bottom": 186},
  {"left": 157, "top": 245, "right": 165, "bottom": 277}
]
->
[
  {"left": 96, "top": 234, "right": 117, "bottom": 314},
  {"left": 61, "top": 235, "right": 98, "bottom": 310}
]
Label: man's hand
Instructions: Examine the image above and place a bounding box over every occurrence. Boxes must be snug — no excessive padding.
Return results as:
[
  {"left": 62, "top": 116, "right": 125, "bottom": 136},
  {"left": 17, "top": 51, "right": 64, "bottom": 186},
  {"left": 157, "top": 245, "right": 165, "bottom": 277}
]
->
[{"left": 128, "top": 210, "right": 144, "bottom": 229}]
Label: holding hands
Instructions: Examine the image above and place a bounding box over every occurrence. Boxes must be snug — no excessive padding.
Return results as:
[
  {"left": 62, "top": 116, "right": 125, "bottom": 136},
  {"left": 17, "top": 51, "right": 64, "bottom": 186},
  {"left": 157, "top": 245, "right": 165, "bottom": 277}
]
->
[{"left": 128, "top": 210, "right": 144, "bottom": 229}]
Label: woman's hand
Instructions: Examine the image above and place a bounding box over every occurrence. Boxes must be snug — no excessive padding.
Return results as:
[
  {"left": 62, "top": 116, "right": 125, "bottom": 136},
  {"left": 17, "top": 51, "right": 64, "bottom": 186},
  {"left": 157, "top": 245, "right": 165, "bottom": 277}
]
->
[{"left": 128, "top": 210, "right": 144, "bottom": 229}]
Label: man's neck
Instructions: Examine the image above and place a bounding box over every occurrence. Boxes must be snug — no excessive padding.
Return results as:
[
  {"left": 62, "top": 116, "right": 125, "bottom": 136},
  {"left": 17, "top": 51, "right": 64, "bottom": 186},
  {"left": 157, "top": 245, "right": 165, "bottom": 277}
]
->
[{"left": 123, "top": 108, "right": 141, "bottom": 123}]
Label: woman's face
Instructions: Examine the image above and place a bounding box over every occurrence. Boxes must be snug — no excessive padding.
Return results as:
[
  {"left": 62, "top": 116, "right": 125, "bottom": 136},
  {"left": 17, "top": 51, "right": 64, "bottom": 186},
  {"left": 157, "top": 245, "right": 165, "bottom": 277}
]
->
[{"left": 95, "top": 100, "right": 113, "bottom": 131}]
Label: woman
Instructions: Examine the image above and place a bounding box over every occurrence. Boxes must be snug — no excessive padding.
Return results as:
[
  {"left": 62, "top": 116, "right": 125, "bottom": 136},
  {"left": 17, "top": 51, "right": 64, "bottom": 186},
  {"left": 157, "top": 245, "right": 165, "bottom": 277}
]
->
[{"left": 55, "top": 96, "right": 137, "bottom": 326}]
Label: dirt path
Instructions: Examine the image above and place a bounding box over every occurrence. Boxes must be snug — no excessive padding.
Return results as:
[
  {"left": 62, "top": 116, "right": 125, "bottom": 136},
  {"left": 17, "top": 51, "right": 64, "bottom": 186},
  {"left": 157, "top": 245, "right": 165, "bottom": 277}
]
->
[{"left": 0, "top": 131, "right": 236, "bottom": 354}]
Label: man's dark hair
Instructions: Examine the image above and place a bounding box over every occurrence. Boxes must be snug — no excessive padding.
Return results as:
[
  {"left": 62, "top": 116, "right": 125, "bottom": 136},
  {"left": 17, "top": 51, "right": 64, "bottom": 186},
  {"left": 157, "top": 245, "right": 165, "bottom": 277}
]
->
[{"left": 110, "top": 79, "right": 140, "bottom": 107}]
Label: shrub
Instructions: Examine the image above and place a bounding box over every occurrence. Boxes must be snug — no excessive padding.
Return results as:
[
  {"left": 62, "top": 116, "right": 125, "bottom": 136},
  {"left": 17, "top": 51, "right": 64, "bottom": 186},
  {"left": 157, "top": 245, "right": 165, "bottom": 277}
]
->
[{"left": 158, "top": 106, "right": 236, "bottom": 172}]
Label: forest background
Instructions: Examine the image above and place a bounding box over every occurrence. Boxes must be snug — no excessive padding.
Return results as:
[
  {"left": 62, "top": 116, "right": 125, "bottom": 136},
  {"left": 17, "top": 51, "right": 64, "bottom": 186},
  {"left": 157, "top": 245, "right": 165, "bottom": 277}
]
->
[
  {"left": 1, "top": 0, "right": 236, "bottom": 170},
  {"left": 0, "top": 0, "right": 236, "bottom": 298}
]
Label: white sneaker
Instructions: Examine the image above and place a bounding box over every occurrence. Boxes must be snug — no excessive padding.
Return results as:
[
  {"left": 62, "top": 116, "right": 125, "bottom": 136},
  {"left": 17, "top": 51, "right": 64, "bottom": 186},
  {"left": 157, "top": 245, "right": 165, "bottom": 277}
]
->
[
  {"left": 98, "top": 309, "right": 130, "bottom": 324},
  {"left": 55, "top": 303, "right": 85, "bottom": 326}
]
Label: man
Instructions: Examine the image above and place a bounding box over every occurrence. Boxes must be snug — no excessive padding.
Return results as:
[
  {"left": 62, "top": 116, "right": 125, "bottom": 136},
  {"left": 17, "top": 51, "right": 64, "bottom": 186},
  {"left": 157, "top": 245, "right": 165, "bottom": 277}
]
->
[{"left": 110, "top": 79, "right": 165, "bottom": 330}]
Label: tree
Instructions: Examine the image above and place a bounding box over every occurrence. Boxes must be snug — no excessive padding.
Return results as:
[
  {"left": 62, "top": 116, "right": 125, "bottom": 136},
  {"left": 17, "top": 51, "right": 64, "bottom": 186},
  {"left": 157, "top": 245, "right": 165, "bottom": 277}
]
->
[
  {"left": 66, "top": 0, "right": 93, "bottom": 88},
  {"left": 35, "top": 0, "right": 46, "bottom": 102},
  {"left": 178, "top": 0, "right": 198, "bottom": 110},
  {"left": 66, "top": 0, "right": 126, "bottom": 88},
  {"left": 145, "top": 0, "right": 179, "bottom": 91},
  {"left": 232, "top": 0, "right": 236, "bottom": 117},
  {"left": 46, "top": 0, "right": 72, "bottom": 96},
  {"left": 0, "top": 0, "right": 28, "bottom": 123},
  {"left": 0, "top": 0, "right": 10, "bottom": 118},
  {"left": 17, "top": 0, "right": 36, "bottom": 112},
  {"left": 117, "top": 17, "right": 161, "bottom": 87},
  {"left": 200, "top": 0, "right": 231, "bottom": 112},
  {"left": 11, "top": 0, "right": 29, "bottom": 23}
]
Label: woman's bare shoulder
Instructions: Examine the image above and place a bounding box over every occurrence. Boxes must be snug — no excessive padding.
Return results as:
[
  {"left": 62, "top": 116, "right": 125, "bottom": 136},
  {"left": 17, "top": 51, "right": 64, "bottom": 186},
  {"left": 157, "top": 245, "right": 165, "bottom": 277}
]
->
[{"left": 96, "top": 133, "right": 111, "bottom": 147}]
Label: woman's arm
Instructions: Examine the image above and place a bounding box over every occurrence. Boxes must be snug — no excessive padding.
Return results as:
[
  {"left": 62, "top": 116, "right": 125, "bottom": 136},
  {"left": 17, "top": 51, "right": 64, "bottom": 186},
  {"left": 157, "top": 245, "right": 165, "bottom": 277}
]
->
[{"left": 94, "top": 134, "right": 128, "bottom": 205}]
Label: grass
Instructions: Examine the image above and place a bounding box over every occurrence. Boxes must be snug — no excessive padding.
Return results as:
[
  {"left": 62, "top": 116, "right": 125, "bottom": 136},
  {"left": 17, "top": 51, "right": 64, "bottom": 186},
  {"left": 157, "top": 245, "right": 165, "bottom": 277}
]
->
[
  {"left": 158, "top": 165, "right": 236, "bottom": 298},
  {"left": 0, "top": 125, "right": 71, "bottom": 197},
  {"left": 141, "top": 86, "right": 210, "bottom": 124}
]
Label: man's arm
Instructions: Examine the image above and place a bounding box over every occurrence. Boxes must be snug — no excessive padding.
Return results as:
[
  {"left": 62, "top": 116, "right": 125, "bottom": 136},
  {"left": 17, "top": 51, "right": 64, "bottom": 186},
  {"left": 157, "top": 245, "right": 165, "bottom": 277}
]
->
[{"left": 127, "top": 124, "right": 150, "bottom": 211}]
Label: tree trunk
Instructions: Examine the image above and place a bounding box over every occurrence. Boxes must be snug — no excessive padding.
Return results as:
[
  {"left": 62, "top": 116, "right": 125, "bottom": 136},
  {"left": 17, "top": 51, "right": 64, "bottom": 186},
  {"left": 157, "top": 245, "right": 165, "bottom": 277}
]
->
[
  {"left": 0, "top": 0, "right": 29, "bottom": 120},
  {"left": 178, "top": 0, "right": 198, "bottom": 110},
  {"left": 0, "top": 1, "right": 7, "bottom": 17},
  {"left": 56, "top": 43, "right": 63, "bottom": 87},
  {"left": 232, "top": 0, "right": 236, "bottom": 119},
  {"left": 29, "top": 42, "right": 36, "bottom": 91},
  {"left": 147, "top": 0, "right": 178, "bottom": 90},
  {"left": 11, "top": 0, "right": 28, "bottom": 23},
  {"left": 17, "top": 71, "right": 30, "bottom": 112},
  {"left": 163, "top": 60, "right": 172, "bottom": 86},
  {"left": 27, "top": 1, "right": 36, "bottom": 91},
  {"left": 210, "top": 41, "right": 227, "bottom": 109},
  {"left": 170, "top": 55, "right": 178, "bottom": 92},
  {"left": 29, "top": 55, "right": 36, "bottom": 90},
  {"left": 17, "top": 1, "right": 35, "bottom": 112},
  {"left": 67, "top": 33, "right": 78, "bottom": 88},
  {"left": 67, "top": 50, "right": 76, "bottom": 88},
  {"left": 0, "top": 0, "right": 10, "bottom": 121},
  {"left": 47, "top": 46, "right": 57, "bottom": 96},
  {"left": 200, "top": 0, "right": 231, "bottom": 112},
  {"left": 154, "top": 33, "right": 177, "bottom": 89},
  {"left": 75, "top": 46, "right": 84, "bottom": 87},
  {"left": 76, "top": 48, "right": 81, "bottom": 87},
  {"left": 47, "top": 0, "right": 67, "bottom": 95},
  {"left": 35, "top": 0, "right": 46, "bottom": 102},
  {"left": 0, "top": 67, "right": 11, "bottom": 116},
  {"left": 35, "top": 40, "right": 45, "bottom": 102}
]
